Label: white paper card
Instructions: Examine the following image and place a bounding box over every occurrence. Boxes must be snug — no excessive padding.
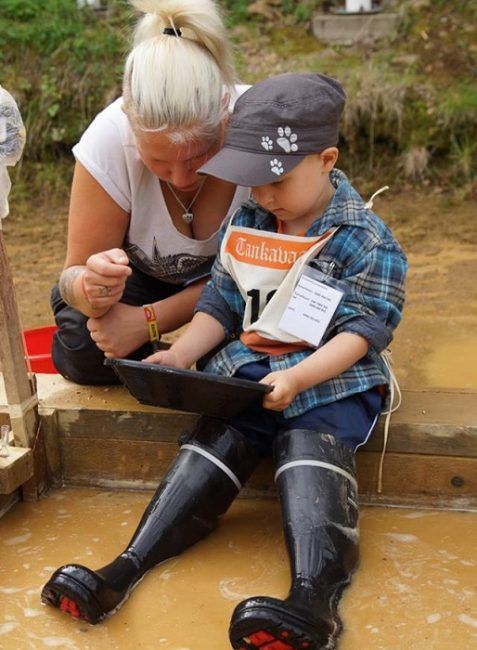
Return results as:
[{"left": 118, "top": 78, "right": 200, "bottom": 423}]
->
[{"left": 278, "top": 269, "right": 344, "bottom": 347}]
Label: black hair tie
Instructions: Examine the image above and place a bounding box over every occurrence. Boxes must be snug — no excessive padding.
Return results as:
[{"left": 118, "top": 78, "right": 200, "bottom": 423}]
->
[{"left": 163, "top": 27, "right": 182, "bottom": 37}]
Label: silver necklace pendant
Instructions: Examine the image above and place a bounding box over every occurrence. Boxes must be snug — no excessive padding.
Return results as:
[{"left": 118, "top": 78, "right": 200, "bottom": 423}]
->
[{"left": 165, "top": 178, "right": 206, "bottom": 227}]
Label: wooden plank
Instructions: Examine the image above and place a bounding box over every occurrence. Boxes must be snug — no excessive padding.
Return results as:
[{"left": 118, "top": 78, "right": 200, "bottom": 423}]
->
[
  {"left": 384, "top": 388, "right": 477, "bottom": 428},
  {"left": 40, "top": 408, "right": 62, "bottom": 487},
  {"left": 61, "top": 437, "right": 276, "bottom": 493},
  {"left": 242, "top": 455, "right": 477, "bottom": 508},
  {"left": 3, "top": 378, "right": 475, "bottom": 429},
  {"left": 62, "top": 438, "right": 177, "bottom": 484},
  {"left": 53, "top": 405, "right": 477, "bottom": 457},
  {"left": 0, "top": 446, "right": 33, "bottom": 494},
  {"left": 357, "top": 451, "right": 477, "bottom": 500},
  {"left": 34, "top": 374, "right": 163, "bottom": 413},
  {"left": 21, "top": 422, "right": 49, "bottom": 501},
  {"left": 359, "top": 493, "right": 476, "bottom": 511},
  {"left": 0, "top": 412, "right": 9, "bottom": 427},
  {"left": 60, "top": 437, "right": 477, "bottom": 509},
  {"left": 3, "top": 374, "right": 477, "bottom": 504},
  {"left": 2, "top": 378, "right": 477, "bottom": 456},
  {"left": 38, "top": 384, "right": 476, "bottom": 457},
  {"left": 364, "top": 421, "right": 477, "bottom": 457},
  {"left": 56, "top": 409, "right": 198, "bottom": 443},
  {"left": 364, "top": 387, "right": 477, "bottom": 457},
  {"left": 0, "top": 236, "right": 38, "bottom": 448}
]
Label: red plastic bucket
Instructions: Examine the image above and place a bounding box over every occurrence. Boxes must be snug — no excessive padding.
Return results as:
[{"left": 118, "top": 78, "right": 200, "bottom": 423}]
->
[{"left": 23, "top": 326, "right": 58, "bottom": 374}]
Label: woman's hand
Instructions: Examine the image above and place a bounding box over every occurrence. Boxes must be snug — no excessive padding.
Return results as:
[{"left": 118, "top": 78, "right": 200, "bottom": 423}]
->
[
  {"left": 87, "top": 303, "right": 148, "bottom": 358},
  {"left": 260, "top": 369, "right": 301, "bottom": 411},
  {"left": 82, "top": 249, "right": 132, "bottom": 311}
]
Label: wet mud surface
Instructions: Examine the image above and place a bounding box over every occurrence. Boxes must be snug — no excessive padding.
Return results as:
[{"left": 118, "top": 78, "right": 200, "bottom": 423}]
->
[{"left": 0, "top": 488, "right": 475, "bottom": 649}]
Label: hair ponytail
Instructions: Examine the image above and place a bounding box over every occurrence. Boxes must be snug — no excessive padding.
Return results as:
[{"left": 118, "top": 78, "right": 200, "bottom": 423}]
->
[{"left": 123, "top": 0, "right": 236, "bottom": 140}]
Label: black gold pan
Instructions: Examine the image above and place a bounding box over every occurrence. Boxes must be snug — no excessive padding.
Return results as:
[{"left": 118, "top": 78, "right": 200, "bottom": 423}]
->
[{"left": 105, "top": 358, "right": 272, "bottom": 418}]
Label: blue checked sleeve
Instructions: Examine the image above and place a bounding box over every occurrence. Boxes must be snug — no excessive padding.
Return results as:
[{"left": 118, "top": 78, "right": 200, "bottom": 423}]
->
[
  {"left": 194, "top": 221, "right": 245, "bottom": 338},
  {"left": 329, "top": 240, "right": 407, "bottom": 352}
]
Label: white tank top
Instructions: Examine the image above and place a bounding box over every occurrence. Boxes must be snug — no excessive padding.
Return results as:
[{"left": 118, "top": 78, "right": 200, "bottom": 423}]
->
[{"left": 73, "top": 89, "right": 251, "bottom": 285}]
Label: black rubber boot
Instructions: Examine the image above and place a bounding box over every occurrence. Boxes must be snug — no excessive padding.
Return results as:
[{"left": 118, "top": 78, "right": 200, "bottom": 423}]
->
[
  {"left": 229, "top": 430, "right": 359, "bottom": 650},
  {"left": 41, "top": 418, "right": 259, "bottom": 624}
]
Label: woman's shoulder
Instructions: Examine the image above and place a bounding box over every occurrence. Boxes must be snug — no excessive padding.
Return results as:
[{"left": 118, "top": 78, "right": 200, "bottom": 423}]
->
[
  {"left": 78, "top": 97, "right": 134, "bottom": 147},
  {"left": 73, "top": 97, "right": 139, "bottom": 173},
  {"left": 72, "top": 98, "right": 139, "bottom": 212}
]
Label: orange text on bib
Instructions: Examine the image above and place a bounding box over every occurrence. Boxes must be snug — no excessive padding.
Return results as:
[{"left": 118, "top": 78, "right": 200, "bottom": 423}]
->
[{"left": 225, "top": 230, "right": 322, "bottom": 270}]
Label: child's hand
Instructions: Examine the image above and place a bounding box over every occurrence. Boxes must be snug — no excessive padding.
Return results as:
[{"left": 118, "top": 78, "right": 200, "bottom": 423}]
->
[
  {"left": 260, "top": 370, "right": 301, "bottom": 411},
  {"left": 142, "top": 349, "right": 188, "bottom": 369}
]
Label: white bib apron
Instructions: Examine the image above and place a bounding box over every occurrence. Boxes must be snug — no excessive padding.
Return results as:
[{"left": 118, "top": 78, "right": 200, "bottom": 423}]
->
[{"left": 220, "top": 222, "right": 338, "bottom": 346}]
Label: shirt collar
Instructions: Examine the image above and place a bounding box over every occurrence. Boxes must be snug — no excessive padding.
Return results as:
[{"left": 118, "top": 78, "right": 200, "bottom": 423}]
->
[
  {"left": 308, "top": 168, "right": 369, "bottom": 235},
  {"left": 243, "top": 168, "right": 369, "bottom": 235}
]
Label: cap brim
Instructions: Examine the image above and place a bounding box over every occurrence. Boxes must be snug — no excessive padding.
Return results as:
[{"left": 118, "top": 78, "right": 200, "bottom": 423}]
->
[{"left": 199, "top": 147, "right": 305, "bottom": 187}]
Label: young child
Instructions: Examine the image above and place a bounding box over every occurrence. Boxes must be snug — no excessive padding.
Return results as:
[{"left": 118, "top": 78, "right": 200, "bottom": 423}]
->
[
  {"left": 151, "top": 73, "right": 407, "bottom": 647},
  {"left": 42, "top": 74, "right": 407, "bottom": 649}
]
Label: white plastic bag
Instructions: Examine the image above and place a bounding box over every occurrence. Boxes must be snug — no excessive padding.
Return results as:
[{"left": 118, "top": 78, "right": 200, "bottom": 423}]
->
[{"left": 0, "top": 85, "right": 26, "bottom": 220}]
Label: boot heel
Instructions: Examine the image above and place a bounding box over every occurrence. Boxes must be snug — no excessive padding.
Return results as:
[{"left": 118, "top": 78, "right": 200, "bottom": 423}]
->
[
  {"left": 41, "top": 565, "right": 111, "bottom": 624},
  {"left": 229, "top": 597, "right": 331, "bottom": 649}
]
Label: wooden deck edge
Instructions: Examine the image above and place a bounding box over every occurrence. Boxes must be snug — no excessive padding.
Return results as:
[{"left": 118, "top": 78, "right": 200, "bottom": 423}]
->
[
  {"left": 2, "top": 375, "right": 477, "bottom": 428},
  {"left": 59, "top": 477, "right": 476, "bottom": 513},
  {"left": 2, "top": 374, "right": 476, "bottom": 510},
  {"left": 52, "top": 407, "right": 477, "bottom": 458},
  {"left": 56, "top": 435, "right": 477, "bottom": 511},
  {"left": 0, "top": 447, "right": 33, "bottom": 494},
  {"left": 358, "top": 494, "right": 477, "bottom": 512}
]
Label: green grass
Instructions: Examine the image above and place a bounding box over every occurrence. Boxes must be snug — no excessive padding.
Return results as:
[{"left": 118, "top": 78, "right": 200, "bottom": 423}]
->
[
  {"left": 0, "top": 0, "right": 132, "bottom": 159},
  {"left": 1, "top": 0, "right": 476, "bottom": 192}
]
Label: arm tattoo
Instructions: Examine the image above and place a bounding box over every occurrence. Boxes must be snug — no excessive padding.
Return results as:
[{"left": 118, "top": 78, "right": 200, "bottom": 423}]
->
[{"left": 58, "top": 266, "right": 85, "bottom": 308}]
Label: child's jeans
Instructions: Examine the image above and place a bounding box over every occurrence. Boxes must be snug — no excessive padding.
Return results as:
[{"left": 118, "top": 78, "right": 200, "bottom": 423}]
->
[{"left": 231, "top": 359, "right": 383, "bottom": 456}]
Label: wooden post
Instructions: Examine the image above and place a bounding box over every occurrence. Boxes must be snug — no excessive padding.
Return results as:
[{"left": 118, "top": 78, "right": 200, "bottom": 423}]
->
[
  {"left": 0, "top": 226, "right": 37, "bottom": 498},
  {"left": 0, "top": 86, "right": 37, "bottom": 498},
  {"left": 0, "top": 232, "right": 39, "bottom": 449}
]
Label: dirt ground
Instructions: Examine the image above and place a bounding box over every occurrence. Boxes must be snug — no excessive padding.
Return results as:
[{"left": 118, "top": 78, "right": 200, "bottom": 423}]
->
[{"left": 2, "top": 189, "right": 477, "bottom": 391}]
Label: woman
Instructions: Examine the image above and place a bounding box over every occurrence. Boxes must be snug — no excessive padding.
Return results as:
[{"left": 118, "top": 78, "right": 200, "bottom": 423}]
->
[{"left": 52, "top": 0, "right": 250, "bottom": 384}]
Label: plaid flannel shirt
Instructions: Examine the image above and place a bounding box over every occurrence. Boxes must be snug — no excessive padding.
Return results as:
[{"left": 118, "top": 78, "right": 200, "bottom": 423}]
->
[{"left": 196, "top": 168, "right": 408, "bottom": 418}]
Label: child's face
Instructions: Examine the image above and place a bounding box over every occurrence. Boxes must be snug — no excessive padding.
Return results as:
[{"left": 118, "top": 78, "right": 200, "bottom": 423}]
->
[{"left": 252, "top": 150, "right": 337, "bottom": 230}]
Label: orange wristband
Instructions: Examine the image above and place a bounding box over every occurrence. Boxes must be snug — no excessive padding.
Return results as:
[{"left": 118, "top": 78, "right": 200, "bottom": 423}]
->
[{"left": 143, "top": 304, "right": 161, "bottom": 351}]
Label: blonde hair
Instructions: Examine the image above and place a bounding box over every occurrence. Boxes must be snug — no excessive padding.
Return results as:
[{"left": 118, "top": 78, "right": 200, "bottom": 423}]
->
[{"left": 123, "top": 0, "right": 235, "bottom": 142}]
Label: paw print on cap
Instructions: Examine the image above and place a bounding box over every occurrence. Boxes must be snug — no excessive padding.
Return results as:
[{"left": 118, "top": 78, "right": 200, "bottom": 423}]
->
[
  {"left": 270, "top": 159, "right": 284, "bottom": 176},
  {"left": 276, "top": 126, "right": 298, "bottom": 153},
  {"left": 261, "top": 136, "right": 273, "bottom": 151}
]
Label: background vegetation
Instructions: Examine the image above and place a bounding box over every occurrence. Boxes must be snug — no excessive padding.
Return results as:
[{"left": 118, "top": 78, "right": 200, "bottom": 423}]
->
[{"left": 1, "top": 0, "right": 476, "bottom": 202}]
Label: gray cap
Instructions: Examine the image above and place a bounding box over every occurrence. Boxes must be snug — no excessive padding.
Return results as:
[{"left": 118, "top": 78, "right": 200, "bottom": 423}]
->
[{"left": 199, "top": 72, "right": 345, "bottom": 187}]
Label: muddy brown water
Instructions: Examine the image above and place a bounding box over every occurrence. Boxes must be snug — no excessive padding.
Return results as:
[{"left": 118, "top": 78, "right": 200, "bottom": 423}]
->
[{"left": 0, "top": 488, "right": 475, "bottom": 649}]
